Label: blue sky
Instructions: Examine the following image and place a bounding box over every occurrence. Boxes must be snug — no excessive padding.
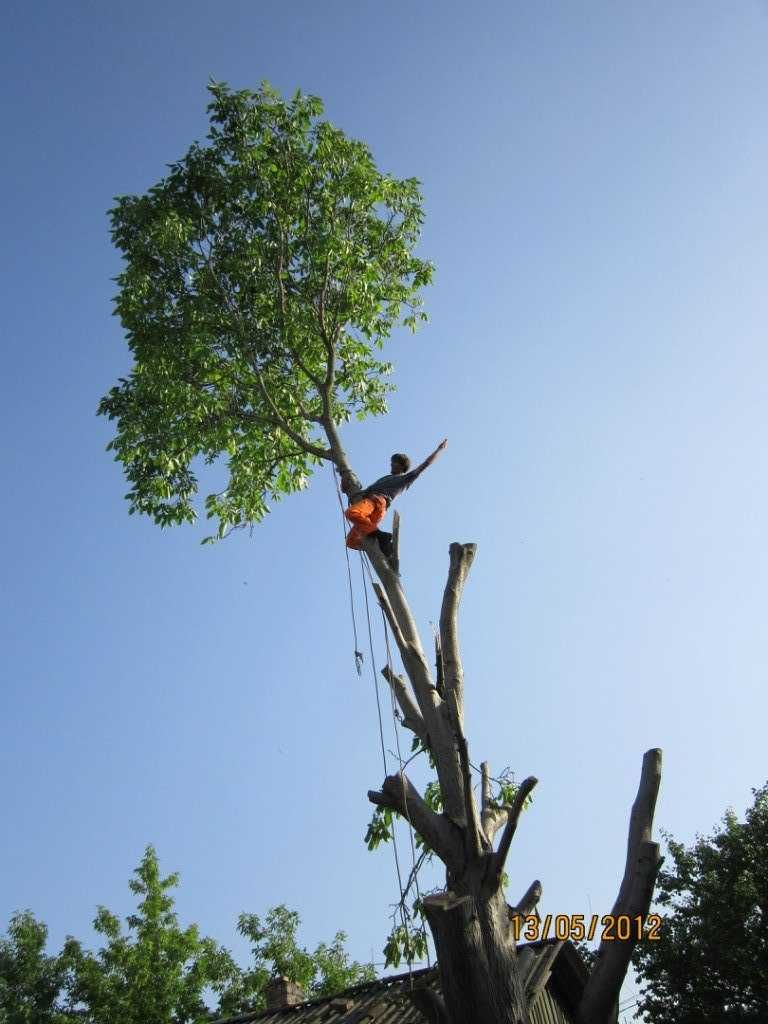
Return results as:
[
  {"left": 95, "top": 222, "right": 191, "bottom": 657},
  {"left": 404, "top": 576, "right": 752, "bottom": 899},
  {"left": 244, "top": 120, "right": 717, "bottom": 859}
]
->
[{"left": 2, "top": 1, "right": 767, "bottom": 1015}]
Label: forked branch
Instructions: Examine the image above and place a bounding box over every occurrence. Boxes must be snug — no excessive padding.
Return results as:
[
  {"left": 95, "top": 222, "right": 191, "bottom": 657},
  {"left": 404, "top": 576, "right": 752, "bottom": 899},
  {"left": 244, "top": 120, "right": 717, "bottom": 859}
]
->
[
  {"left": 485, "top": 776, "right": 539, "bottom": 894},
  {"left": 480, "top": 759, "right": 512, "bottom": 842},
  {"left": 368, "top": 772, "right": 464, "bottom": 874},
  {"left": 381, "top": 665, "right": 428, "bottom": 746}
]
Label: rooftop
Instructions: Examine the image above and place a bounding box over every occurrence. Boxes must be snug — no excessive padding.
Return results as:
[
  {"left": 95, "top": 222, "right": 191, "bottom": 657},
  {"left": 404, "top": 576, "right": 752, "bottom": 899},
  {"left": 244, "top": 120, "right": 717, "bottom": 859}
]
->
[{"left": 213, "top": 940, "right": 589, "bottom": 1024}]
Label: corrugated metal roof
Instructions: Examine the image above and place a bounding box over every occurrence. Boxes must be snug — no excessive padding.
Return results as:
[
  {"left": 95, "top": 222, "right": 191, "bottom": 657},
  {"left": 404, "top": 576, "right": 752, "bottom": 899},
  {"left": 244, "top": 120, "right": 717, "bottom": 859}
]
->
[
  {"left": 529, "top": 989, "right": 572, "bottom": 1024},
  {"left": 212, "top": 941, "right": 584, "bottom": 1024},
  {"left": 215, "top": 967, "right": 432, "bottom": 1024}
]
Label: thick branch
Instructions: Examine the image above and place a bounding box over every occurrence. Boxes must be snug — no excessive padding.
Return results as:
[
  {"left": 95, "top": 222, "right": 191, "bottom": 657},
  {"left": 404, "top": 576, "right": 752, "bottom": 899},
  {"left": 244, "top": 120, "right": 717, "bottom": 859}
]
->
[
  {"left": 616, "top": 747, "right": 663, "bottom": 912},
  {"left": 248, "top": 373, "right": 332, "bottom": 460},
  {"left": 363, "top": 537, "right": 467, "bottom": 827},
  {"left": 577, "top": 748, "right": 663, "bottom": 1024},
  {"left": 391, "top": 510, "right": 401, "bottom": 576},
  {"left": 482, "top": 806, "right": 512, "bottom": 843},
  {"left": 238, "top": 405, "right": 331, "bottom": 461},
  {"left": 363, "top": 538, "right": 428, "bottom": 662},
  {"left": 456, "top": 730, "right": 484, "bottom": 858},
  {"left": 480, "top": 761, "right": 509, "bottom": 843},
  {"left": 372, "top": 582, "right": 407, "bottom": 653},
  {"left": 368, "top": 773, "right": 464, "bottom": 875},
  {"left": 513, "top": 880, "right": 542, "bottom": 918},
  {"left": 438, "top": 543, "right": 476, "bottom": 730},
  {"left": 434, "top": 631, "right": 445, "bottom": 698},
  {"left": 481, "top": 761, "right": 492, "bottom": 817},
  {"left": 319, "top": 414, "right": 360, "bottom": 494},
  {"left": 381, "top": 665, "right": 428, "bottom": 746},
  {"left": 486, "top": 777, "right": 538, "bottom": 894}
]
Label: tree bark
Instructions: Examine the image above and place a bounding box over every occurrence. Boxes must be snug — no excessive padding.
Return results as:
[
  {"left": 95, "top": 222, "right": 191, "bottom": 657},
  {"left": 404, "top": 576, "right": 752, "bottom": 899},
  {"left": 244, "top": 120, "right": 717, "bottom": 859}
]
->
[
  {"left": 422, "top": 888, "right": 529, "bottom": 1024},
  {"left": 364, "top": 537, "right": 467, "bottom": 827}
]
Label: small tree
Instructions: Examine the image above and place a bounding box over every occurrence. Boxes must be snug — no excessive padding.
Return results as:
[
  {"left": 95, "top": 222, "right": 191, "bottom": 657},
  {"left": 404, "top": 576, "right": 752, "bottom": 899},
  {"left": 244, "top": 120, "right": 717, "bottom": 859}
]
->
[
  {"left": 634, "top": 784, "right": 768, "bottom": 1023},
  {"left": 0, "top": 912, "right": 73, "bottom": 1024},
  {"left": 62, "top": 846, "right": 238, "bottom": 1024},
  {"left": 224, "top": 905, "right": 375, "bottom": 1011},
  {"left": 100, "top": 82, "right": 663, "bottom": 1024}
]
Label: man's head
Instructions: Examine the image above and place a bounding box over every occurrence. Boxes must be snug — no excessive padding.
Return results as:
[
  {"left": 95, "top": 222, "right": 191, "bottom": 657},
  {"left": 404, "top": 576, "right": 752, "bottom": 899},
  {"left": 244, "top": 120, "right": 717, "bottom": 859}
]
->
[{"left": 390, "top": 453, "right": 411, "bottom": 475}]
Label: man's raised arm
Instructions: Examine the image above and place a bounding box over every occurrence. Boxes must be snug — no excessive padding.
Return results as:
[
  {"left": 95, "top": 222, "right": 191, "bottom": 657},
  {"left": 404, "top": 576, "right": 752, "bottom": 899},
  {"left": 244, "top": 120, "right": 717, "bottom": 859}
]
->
[{"left": 413, "top": 438, "right": 448, "bottom": 477}]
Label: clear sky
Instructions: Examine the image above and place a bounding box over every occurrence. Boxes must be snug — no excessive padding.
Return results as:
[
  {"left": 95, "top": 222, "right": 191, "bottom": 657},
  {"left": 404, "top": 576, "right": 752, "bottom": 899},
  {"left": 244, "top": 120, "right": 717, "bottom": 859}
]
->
[{"left": 2, "top": 1, "right": 767, "bottom": 1017}]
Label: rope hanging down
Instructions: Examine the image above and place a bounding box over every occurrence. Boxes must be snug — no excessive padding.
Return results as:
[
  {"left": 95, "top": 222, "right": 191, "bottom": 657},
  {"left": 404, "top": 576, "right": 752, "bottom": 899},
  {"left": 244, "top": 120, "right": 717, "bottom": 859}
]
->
[
  {"left": 332, "top": 467, "right": 364, "bottom": 675},
  {"left": 359, "top": 552, "right": 414, "bottom": 980},
  {"left": 332, "top": 467, "right": 431, "bottom": 973},
  {"left": 363, "top": 554, "right": 432, "bottom": 970}
]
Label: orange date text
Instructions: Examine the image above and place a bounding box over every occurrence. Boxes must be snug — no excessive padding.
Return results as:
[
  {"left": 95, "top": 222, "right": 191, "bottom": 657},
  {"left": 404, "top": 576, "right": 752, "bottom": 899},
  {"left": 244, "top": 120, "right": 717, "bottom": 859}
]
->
[{"left": 510, "top": 913, "right": 662, "bottom": 943}]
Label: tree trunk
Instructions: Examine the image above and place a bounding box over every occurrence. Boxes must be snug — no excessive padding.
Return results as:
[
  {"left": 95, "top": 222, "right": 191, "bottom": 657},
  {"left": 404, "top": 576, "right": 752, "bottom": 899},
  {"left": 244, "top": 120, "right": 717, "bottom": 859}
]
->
[
  {"left": 423, "top": 888, "right": 529, "bottom": 1024},
  {"left": 358, "top": 528, "right": 661, "bottom": 1024}
]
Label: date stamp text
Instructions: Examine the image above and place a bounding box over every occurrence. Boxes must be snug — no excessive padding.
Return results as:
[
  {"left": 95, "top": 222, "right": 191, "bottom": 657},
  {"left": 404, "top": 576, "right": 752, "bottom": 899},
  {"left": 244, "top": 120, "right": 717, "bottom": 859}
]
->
[{"left": 510, "top": 913, "right": 662, "bottom": 942}]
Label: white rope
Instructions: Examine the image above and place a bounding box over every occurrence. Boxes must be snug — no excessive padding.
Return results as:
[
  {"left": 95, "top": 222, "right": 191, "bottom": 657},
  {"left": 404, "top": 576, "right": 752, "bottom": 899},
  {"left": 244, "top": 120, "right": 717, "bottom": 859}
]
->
[{"left": 332, "top": 467, "right": 423, "bottom": 979}]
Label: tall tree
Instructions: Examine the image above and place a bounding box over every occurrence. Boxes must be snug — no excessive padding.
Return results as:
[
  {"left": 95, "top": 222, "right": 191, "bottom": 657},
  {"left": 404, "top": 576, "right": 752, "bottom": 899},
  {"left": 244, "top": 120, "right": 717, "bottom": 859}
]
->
[
  {"left": 100, "top": 81, "right": 663, "bottom": 1024},
  {"left": 633, "top": 784, "right": 768, "bottom": 1023}
]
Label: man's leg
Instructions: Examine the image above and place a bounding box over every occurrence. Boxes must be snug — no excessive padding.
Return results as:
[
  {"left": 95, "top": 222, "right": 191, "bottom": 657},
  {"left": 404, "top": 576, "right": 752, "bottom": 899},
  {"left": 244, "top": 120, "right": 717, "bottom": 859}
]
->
[
  {"left": 345, "top": 497, "right": 387, "bottom": 549},
  {"left": 346, "top": 528, "right": 363, "bottom": 549},
  {"left": 373, "top": 530, "right": 393, "bottom": 557}
]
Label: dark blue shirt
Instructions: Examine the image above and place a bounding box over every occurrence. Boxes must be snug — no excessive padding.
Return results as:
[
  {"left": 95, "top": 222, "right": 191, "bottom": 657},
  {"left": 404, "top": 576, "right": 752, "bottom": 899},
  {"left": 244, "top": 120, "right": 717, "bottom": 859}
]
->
[{"left": 357, "top": 468, "right": 421, "bottom": 505}]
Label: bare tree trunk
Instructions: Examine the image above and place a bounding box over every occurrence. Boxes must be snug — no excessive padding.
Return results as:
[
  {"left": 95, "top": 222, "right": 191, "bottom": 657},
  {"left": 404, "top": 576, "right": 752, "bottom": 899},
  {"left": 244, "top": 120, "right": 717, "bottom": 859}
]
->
[
  {"left": 354, "top": 521, "right": 661, "bottom": 1024},
  {"left": 423, "top": 888, "right": 529, "bottom": 1024}
]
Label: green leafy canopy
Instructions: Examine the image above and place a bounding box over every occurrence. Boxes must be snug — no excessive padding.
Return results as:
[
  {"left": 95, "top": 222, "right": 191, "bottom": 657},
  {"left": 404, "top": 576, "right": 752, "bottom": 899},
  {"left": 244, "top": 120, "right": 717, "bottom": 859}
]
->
[
  {"left": 0, "top": 911, "right": 72, "bottom": 1024},
  {"left": 633, "top": 783, "right": 768, "bottom": 1023},
  {"left": 61, "top": 846, "right": 238, "bottom": 1024},
  {"left": 234, "top": 906, "right": 375, "bottom": 1004},
  {"left": 99, "top": 80, "right": 433, "bottom": 540},
  {"left": 0, "top": 846, "right": 377, "bottom": 1024}
]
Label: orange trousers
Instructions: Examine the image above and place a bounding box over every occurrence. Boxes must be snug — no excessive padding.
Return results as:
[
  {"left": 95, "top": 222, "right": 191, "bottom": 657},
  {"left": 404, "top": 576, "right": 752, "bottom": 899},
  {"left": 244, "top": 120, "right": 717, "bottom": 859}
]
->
[{"left": 344, "top": 496, "right": 387, "bottom": 549}]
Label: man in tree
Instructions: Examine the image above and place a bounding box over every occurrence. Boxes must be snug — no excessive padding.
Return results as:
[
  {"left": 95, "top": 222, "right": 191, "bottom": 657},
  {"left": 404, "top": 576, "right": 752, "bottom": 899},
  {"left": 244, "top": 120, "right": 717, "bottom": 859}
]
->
[{"left": 343, "top": 439, "right": 447, "bottom": 556}]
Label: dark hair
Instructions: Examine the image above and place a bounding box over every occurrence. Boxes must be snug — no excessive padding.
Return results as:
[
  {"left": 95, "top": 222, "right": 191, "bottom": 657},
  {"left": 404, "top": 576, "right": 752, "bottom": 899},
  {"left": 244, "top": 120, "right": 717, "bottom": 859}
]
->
[{"left": 391, "top": 453, "right": 411, "bottom": 472}]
